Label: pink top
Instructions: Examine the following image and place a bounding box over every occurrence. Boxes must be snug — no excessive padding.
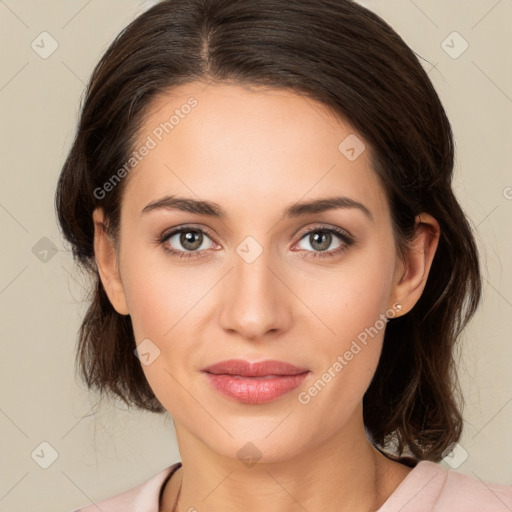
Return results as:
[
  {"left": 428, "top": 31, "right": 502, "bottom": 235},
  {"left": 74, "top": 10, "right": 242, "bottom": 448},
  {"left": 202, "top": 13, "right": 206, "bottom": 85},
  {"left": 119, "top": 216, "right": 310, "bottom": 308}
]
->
[{"left": 72, "top": 459, "right": 512, "bottom": 512}]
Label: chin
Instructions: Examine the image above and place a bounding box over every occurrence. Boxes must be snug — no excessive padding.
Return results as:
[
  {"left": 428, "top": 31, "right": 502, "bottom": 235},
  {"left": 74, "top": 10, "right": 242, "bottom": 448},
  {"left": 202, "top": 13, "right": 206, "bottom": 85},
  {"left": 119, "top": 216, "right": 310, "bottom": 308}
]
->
[{"left": 193, "top": 418, "right": 315, "bottom": 466}]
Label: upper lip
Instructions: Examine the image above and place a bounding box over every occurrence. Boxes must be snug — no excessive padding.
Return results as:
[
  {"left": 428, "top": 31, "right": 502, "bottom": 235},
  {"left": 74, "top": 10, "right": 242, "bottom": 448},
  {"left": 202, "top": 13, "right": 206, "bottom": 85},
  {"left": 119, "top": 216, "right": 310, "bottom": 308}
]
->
[{"left": 202, "top": 359, "right": 309, "bottom": 377}]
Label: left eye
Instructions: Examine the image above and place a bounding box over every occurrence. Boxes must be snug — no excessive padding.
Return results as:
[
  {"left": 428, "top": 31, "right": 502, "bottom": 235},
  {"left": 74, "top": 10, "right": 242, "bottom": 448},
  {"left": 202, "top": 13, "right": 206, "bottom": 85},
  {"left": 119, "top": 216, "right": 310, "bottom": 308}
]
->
[{"left": 296, "top": 229, "right": 345, "bottom": 253}]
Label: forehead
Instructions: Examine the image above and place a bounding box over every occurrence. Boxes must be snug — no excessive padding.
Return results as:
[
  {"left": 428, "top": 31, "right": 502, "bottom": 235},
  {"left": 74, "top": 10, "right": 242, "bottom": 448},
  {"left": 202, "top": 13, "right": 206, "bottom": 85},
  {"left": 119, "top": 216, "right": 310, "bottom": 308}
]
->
[{"left": 121, "top": 81, "right": 388, "bottom": 222}]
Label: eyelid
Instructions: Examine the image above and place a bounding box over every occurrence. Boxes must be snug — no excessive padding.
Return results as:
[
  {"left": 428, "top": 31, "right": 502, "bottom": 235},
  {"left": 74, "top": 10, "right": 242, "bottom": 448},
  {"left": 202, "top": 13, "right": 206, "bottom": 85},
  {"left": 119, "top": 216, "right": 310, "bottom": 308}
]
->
[
  {"left": 293, "top": 223, "right": 353, "bottom": 243},
  {"left": 160, "top": 223, "right": 217, "bottom": 241}
]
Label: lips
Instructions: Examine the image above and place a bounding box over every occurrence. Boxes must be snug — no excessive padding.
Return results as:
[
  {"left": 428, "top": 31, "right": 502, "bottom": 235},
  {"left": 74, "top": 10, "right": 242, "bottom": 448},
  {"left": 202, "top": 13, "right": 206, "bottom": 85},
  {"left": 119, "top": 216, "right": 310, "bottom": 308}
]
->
[
  {"left": 202, "top": 359, "right": 309, "bottom": 377},
  {"left": 202, "top": 359, "right": 310, "bottom": 404}
]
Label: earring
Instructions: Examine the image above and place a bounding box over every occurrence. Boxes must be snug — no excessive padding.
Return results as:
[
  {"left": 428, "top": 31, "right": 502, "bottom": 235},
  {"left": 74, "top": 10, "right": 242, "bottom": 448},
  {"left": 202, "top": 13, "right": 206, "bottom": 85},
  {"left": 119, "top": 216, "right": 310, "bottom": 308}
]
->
[{"left": 393, "top": 302, "right": 403, "bottom": 312}]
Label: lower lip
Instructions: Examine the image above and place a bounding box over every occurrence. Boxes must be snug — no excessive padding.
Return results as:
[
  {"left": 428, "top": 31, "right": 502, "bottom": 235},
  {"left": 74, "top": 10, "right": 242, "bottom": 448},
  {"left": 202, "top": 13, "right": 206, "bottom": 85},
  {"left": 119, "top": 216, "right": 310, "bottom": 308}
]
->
[{"left": 203, "top": 372, "right": 309, "bottom": 404}]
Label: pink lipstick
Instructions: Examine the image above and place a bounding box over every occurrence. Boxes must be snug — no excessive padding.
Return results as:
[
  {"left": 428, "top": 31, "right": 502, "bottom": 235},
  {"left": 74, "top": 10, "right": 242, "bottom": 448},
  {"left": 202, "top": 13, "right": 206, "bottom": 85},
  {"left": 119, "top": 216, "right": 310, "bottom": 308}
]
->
[{"left": 202, "top": 359, "right": 310, "bottom": 404}]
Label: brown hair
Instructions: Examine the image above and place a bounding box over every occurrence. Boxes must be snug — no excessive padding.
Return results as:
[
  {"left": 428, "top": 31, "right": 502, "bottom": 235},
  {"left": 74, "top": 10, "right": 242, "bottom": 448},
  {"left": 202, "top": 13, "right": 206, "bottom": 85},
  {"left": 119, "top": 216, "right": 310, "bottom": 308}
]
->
[{"left": 55, "top": 0, "right": 481, "bottom": 461}]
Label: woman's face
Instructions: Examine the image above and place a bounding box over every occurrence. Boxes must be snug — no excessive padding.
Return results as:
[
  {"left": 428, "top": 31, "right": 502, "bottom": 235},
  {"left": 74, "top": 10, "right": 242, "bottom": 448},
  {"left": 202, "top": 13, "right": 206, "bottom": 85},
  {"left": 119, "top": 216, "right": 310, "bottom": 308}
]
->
[{"left": 98, "top": 82, "right": 407, "bottom": 462}]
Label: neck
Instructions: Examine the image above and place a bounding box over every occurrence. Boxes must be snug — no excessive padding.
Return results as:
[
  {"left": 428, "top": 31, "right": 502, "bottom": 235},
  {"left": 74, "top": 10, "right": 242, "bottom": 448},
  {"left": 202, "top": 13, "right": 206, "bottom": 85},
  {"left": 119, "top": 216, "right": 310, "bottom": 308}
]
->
[{"left": 162, "top": 406, "right": 410, "bottom": 512}]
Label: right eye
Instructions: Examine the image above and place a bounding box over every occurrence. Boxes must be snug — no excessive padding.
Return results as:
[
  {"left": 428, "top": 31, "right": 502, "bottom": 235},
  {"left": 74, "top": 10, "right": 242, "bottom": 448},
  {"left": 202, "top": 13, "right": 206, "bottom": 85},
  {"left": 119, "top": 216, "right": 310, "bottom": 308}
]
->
[{"left": 158, "top": 226, "right": 218, "bottom": 260}]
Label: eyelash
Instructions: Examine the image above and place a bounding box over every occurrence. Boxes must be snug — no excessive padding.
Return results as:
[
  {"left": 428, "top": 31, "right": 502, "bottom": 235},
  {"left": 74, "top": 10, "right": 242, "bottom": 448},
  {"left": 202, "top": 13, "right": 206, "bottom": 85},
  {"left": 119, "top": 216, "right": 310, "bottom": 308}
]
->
[{"left": 157, "top": 224, "right": 354, "bottom": 261}]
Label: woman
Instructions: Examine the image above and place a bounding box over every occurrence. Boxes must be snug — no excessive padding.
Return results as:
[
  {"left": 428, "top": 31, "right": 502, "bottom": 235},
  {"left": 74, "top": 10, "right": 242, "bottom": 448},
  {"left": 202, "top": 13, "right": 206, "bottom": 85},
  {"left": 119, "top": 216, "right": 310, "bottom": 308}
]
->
[{"left": 55, "top": 0, "right": 512, "bottom": 510}]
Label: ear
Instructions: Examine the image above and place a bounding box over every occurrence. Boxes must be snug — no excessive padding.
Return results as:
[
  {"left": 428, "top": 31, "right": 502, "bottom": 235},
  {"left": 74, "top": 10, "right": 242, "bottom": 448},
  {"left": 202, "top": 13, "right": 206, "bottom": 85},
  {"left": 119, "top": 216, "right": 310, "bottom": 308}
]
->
[
  {"left": 390, "top": 213, "right": 440, "bottom": 316},
  {"left": 92, "top": 207, "right": 130, "bottom": 315}
]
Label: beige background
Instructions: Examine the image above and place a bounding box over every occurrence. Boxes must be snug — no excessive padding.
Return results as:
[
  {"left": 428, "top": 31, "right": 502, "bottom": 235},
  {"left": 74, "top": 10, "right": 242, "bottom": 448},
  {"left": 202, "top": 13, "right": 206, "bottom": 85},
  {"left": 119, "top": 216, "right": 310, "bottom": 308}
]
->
[{"left": 0, "top": 1, "right": 511, "bottom": 510}]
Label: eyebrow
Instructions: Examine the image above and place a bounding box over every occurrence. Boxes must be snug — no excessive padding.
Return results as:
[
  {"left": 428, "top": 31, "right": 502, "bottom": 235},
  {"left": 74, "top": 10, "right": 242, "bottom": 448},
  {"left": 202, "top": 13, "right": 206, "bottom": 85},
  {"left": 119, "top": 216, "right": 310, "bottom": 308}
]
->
[{"left": 140, "top": 195, "right": 373, "bottom": 222}]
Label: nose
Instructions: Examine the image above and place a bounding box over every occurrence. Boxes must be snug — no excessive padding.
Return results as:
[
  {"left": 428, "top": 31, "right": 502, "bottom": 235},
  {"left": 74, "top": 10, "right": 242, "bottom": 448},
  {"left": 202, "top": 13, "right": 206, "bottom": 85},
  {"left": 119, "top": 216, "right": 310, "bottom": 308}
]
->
[{"left": 218, "top": 246, "right": 292, "bottom": 342}]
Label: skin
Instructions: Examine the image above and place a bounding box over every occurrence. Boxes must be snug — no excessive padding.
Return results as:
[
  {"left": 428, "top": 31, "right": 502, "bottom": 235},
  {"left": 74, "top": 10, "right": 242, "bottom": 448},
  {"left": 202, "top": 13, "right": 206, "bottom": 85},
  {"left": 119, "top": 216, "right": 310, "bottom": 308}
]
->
[{"left": 93, "top": 82, "right": 440, "bottom": 512}]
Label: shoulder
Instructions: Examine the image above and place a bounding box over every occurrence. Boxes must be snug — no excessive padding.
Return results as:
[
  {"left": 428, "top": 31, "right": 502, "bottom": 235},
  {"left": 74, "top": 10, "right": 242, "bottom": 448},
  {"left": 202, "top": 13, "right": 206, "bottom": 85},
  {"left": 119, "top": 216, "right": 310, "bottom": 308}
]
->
[
  {"left": 438, "top": 463, "right": 512, "bottom": 511},
  {"left": 70, "top": 462, "right": 181, "bottom": 512},
  {"left": 379, "top": 460, "right": 512, "bottom": 512}
]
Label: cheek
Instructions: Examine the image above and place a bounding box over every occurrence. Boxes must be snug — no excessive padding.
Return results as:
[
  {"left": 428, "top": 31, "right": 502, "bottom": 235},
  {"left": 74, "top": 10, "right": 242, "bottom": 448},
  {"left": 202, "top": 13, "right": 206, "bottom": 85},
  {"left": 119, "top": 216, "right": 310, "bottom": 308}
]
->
[
  {"left": 296, "top": 296, "right": 389, "bottom": 434},
  {"left": 120, "top": 245, "right": 205, "bottom": 341},
  {"left": 119, "top": 248, "right": 211, "bottom": 399},
  {"left": 293, "top": 243, "right": 395, "bottom": 412},
  {"left": 295, "top": 241, "right": 396, "bottom": 347}
]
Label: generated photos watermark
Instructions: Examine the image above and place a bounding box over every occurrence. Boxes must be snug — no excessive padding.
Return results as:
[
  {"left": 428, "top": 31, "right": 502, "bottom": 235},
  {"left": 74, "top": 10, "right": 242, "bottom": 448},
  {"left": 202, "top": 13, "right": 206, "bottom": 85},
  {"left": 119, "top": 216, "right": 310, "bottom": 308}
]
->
[
  {"left": 93, "top": 96, "right": 198, "bottom": 200},
  {"left": 297, "top": 304, "right": 401, "bottom": 405}
]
